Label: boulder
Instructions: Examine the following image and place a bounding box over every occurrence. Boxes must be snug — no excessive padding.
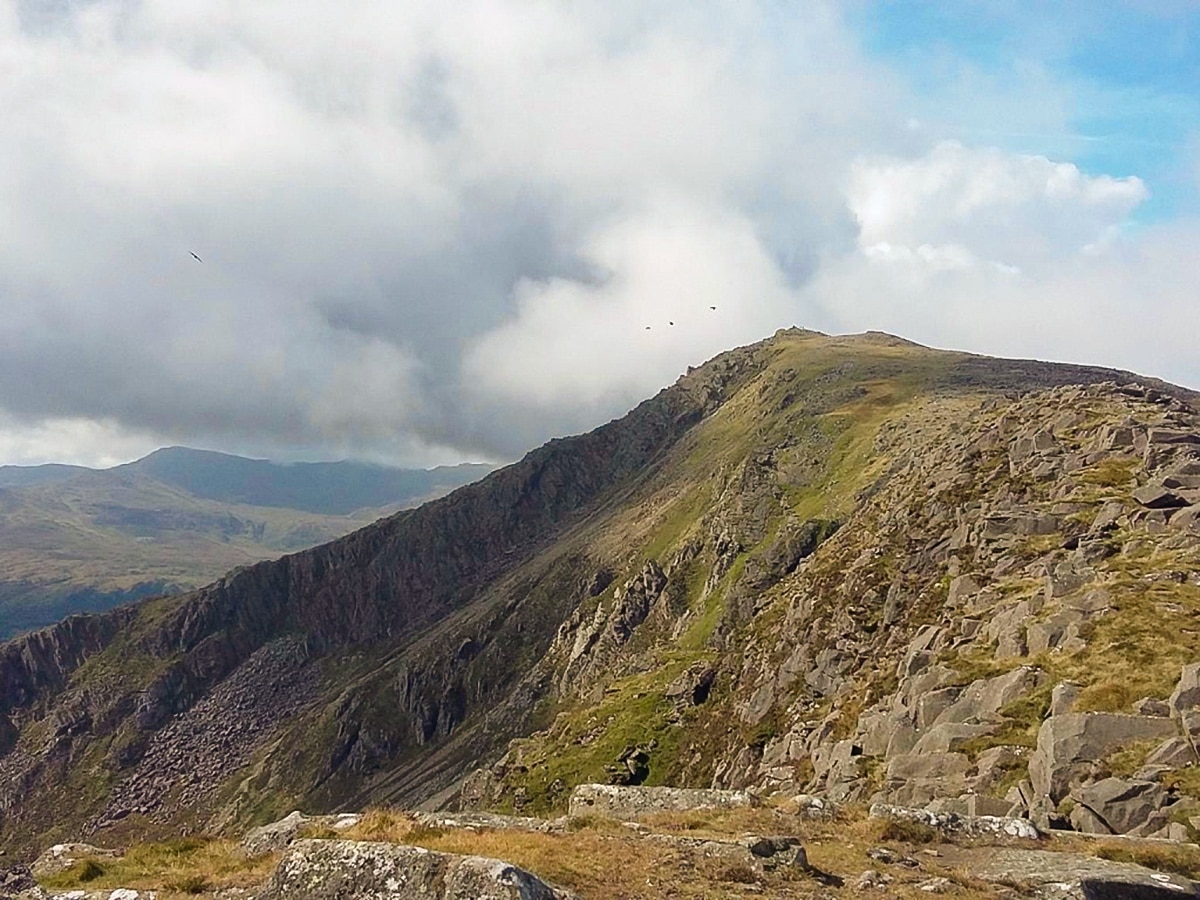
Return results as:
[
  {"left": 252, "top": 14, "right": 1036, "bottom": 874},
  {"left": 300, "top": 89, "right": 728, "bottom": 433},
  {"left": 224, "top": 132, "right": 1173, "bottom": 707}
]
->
[
  {"left": 884, "top": 753, "right": 970, "bottom": 806},
  {"left": 912, "top": 722, "right": 996, "bottom": 755},
  {"left": 1131, "top": 698, "right": 1171, "bottom": 718},
  {"left": 868, "top": 803, "right": 1039, "bottom": 841},
  {"left": 946, "top": 575, "right": 981, "bottom": 607},
  {"left": 1069, "top": 778, "right": 1167, "bottom": 835},
  {"left": 1029, "top": 714, "right": 1177, "bottom": 802},
  {"left": 1133, "top": 485, "right": 1189, "bottom": 510},
  {"left": 258, "top": 840, "right": 576, "bottom": 900},
  {"left": 1089, "top": 500, "right": 1126, "bottom": 533},
  {"left": 975, "top": 848, "right": 1200, "bottom": 898},
  {"left": 567, "top": 784, "right": 756, "bottom": 820},
  {"left": 0, "top": 866, "right": 39, "bottom": 899},
  {"left": 932, "top": 667, "right": 1040, "bottom": 727},
  {"left": 1170, "top": 663, "right": 1200, "bottom": 716},
  {"left": 1145, "top": 736, "right": 1197, "bottom": 768},
  {"left": 972, "top": 745, "right": 1027, "bottom": 794},
  {"left": 926, "top": 794, "right": 1012, "bottom": 818},
  {"left": 1172, "top": 506, "right": 1200, "bottom": 533},
  {"left": 1146, "top": 429, "right": 1200, "bottom": 446},
  {"left": 664, "top": 663, "right": 717, "bottom": 708},
  {"left": 1027, "top": 610, "right": 1088, "bottom": 654},
  {"left": 915, "top": 687, "right": 963, "bottom": 730},
  {"left": 859, "top": 710, "right": 906, "bottom": 757},
  {"left": 242, "top": 810, "right": 310, "bottom": 856},
  {"left": 1050, "top": 681, "right": 1083, "bottom": 717}
]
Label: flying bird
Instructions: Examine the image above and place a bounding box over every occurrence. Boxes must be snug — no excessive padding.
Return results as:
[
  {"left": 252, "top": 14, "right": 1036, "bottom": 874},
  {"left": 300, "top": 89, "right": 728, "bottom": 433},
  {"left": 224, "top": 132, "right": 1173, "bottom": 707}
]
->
[
  {"left": 709, "top": 306, "right": 716, "bottom": 310},
  {"left": 669, "top": 321, "right": 675, "bottom": 326},
  {"left": 189, "top": 251, "right": 203, "bottom": 263},
  {"left": 645, "top": 326, "right": 651, "bottom": 330}
]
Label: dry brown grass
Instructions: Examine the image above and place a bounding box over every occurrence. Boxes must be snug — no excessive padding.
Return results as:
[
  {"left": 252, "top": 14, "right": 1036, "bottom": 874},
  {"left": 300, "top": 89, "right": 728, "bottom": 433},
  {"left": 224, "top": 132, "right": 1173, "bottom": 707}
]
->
[
  {"left": 327, "top": 803, "right": 1020, "bottom": 898},
  {"left": 1093, "top": 839, "right": 1200, "bottom": 878},
  {"left": 37, "top": 837, "right": 277, "bottom": 899},
  {"left": 35, "top": 804, "right": 1063, "bottom": 899}
]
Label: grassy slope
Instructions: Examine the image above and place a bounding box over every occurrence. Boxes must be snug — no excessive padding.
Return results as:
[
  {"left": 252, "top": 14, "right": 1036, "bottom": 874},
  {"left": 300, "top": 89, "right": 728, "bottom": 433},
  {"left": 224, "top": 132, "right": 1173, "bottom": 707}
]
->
[{"left": 486, "top": 332, "right": 961, "bottom": 809}]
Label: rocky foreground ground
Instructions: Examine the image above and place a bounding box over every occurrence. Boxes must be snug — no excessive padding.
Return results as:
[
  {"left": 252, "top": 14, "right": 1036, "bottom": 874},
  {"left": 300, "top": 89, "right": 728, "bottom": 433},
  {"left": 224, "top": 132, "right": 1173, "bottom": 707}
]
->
[{"left": 5, "top": 785, "right": 1200, "bottom": 899}]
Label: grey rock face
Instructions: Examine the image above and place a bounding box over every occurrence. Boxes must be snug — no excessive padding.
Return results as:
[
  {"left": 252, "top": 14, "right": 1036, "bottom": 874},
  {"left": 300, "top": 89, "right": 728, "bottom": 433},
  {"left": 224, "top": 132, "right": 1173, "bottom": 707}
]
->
[
  {"left": 975, "top": 848, "right": 1200, "bottom": 899},
  {"left": 567, "top": 784, "right": 757, "bottom": 819},
  {"left": 1029, "top": 714, "right": 1177, "bottom": 803},
  {"left": 1170, "top": 663, "right": 1200, "bottom": 716},
  {"left": 258, "top": 840, "right": 576, "bottom": 900},
  {"left": 1069, "top": 778, "right": 1167, "bottom": 835}
]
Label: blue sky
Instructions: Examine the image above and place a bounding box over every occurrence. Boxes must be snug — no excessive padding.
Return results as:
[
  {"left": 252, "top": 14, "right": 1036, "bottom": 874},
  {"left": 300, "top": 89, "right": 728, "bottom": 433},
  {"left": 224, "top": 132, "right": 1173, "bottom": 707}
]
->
[{"left": 856, "top": 0, "right": 1200, "bottom": 221}]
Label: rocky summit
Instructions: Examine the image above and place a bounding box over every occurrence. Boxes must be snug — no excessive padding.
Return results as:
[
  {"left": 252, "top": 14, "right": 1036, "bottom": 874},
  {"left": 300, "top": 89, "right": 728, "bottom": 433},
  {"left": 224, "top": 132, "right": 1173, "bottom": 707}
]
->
[{"left": 4, "top": 328, "right": 1200, "bottom": 897}]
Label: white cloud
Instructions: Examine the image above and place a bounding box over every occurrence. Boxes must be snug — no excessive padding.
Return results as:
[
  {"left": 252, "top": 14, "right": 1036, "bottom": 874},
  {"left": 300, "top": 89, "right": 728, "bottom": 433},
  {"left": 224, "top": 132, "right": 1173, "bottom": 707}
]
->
[
  {"left": 461, "top": 198, "right": 798, "bottom": 441},
  {"left": 847, "top": 141, "right": 1148, "bottom": 274},
  {"left": 0, "top": 415, "right": 160, "bottom": 469},
  {"left": 809, "top": 142, "right": 1197, "bottom": 392},
  {"left": 0, "top": 0, "right": 1196, "bottom": 468}
]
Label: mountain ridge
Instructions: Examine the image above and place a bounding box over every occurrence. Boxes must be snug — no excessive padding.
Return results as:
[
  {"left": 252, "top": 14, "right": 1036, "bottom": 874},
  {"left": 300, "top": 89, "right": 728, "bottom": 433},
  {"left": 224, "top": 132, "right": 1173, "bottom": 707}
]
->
[{"left": 3, "top": 328, "right": 1200, "bottom": 861}]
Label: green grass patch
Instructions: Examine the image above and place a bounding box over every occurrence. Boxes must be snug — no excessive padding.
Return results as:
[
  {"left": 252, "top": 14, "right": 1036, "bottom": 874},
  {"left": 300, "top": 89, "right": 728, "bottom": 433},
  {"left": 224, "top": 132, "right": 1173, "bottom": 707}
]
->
[{"left": 493, "top": 657, "right": 709, "bottom": 814}]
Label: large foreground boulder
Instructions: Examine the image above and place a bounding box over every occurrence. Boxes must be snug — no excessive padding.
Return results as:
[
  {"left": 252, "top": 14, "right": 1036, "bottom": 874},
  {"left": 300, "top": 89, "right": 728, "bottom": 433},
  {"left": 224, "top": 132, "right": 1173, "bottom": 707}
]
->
[
  {"left": 259, "top": 840, "right": 577, "bottom": 900},
  {"left": 241, "top": 810, "right": 362, "bottom": 856},
  {"left": 975, "top": 848, "right": 1200, "bottom": 899}
]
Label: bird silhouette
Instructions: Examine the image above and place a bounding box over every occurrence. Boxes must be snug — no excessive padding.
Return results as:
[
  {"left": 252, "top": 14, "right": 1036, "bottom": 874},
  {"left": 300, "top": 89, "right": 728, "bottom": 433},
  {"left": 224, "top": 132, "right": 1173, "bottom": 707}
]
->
[
  {"left": 669, "top": 321, "right": 675, "bottom": 326},
  {"left": 189, "top": 251, "right": 203, "bottom": 263},
  {"left": 709, "top": 306, "right": 716, "bottom": 310}
]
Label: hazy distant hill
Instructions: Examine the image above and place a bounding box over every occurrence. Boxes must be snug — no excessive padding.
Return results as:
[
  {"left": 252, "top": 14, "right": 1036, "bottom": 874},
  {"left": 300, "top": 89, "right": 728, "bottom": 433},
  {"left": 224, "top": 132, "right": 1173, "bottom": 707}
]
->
[
  {"left": 0, "top": 450, "right": 492, "bottom": 639},
  {"left": 0, "top": 462, "right": 90, "bottom": 488},
  {"left": 116, "top": 447, "right": 491, "bottom": 516}
]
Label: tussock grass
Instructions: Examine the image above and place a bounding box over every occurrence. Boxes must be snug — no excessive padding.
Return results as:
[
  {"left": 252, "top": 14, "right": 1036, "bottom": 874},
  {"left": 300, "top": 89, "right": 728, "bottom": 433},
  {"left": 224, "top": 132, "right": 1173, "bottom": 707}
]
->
[
  {"left": 1094, "top": 840, "right": 1200, "bottom": 878},
  {"left": 38, "top": 837, "right": 276, "bottom": 898}
]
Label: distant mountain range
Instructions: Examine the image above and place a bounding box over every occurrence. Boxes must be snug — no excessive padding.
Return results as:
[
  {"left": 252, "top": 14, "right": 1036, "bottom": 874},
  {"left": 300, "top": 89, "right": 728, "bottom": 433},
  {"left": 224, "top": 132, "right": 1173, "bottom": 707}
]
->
[{"left": 0, "top": 448, "right": 492, "bottom": 639}]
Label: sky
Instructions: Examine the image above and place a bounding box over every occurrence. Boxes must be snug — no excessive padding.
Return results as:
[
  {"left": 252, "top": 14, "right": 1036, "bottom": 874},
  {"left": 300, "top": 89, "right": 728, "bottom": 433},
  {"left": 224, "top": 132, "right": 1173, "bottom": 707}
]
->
[{"left": 1, "top": 1, "right": 1198, "bottom": 469}]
